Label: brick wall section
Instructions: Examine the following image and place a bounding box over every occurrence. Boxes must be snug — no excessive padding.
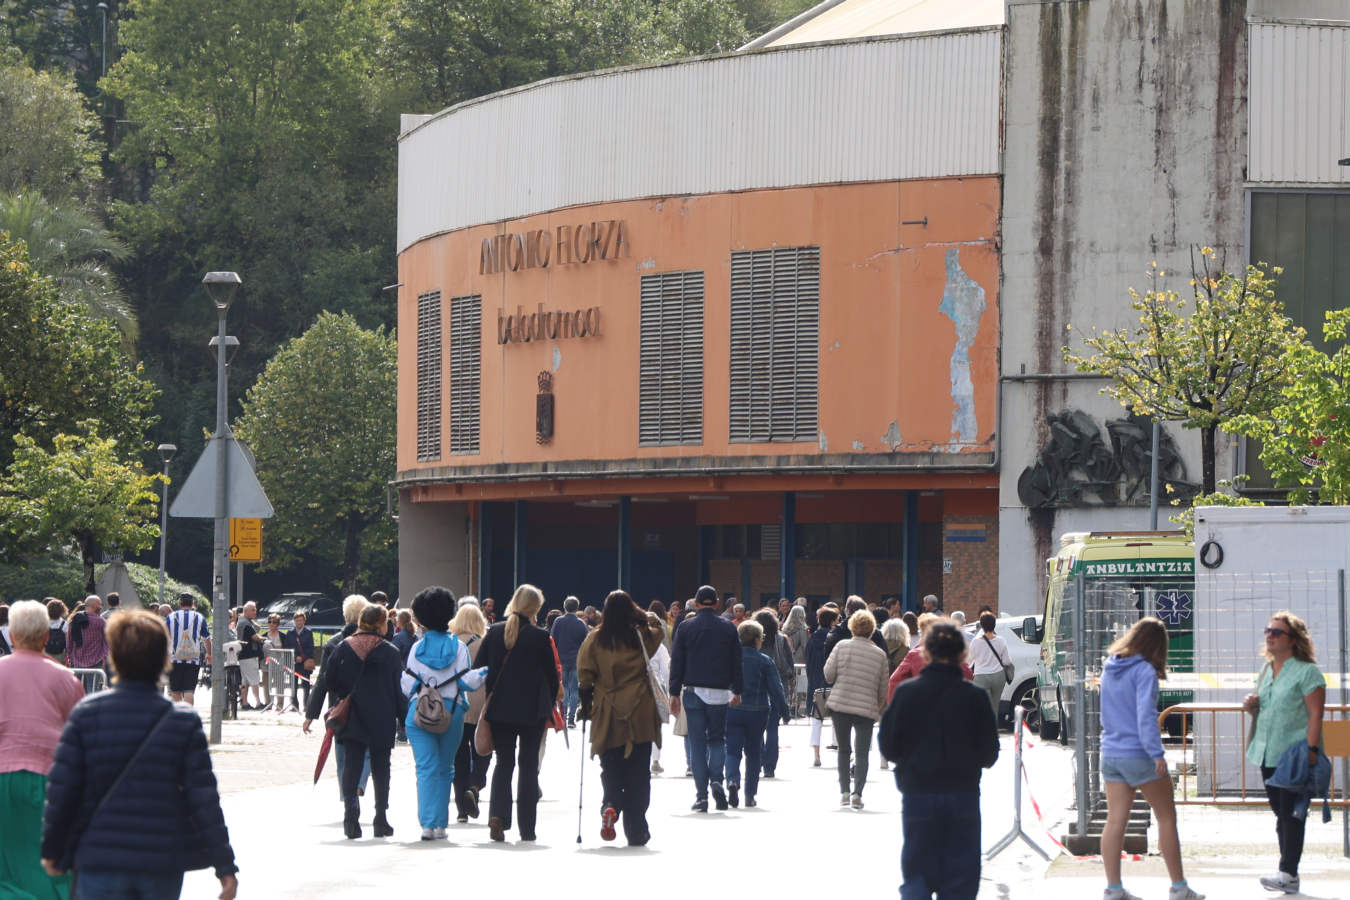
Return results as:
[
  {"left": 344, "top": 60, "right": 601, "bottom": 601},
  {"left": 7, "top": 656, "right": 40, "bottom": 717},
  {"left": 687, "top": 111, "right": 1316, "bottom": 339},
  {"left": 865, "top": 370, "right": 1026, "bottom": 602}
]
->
[{"left": 942, "top": 513, "right": 999, "bottom": 618}]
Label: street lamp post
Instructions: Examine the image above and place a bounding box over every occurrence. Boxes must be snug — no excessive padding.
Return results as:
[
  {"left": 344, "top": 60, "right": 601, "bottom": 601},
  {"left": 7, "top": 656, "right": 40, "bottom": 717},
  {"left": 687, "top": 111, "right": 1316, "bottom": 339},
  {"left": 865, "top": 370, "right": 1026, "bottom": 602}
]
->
[
  {"left": 203, "top": 271, "right": 241, "bottom": 744},
  {"left": 97, "top": 3, "right": 108, "bottom": 77},
  {"left": 156, "top": 443, "right": 176, "bottom": 608}
]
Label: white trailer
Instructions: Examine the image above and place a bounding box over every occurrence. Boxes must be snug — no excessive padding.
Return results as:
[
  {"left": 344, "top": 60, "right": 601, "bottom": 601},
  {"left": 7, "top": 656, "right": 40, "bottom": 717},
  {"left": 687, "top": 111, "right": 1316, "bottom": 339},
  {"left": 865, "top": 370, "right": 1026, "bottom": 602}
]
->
[{"left": 1191, "top": 506, "right": 1348, "bottom": 795}]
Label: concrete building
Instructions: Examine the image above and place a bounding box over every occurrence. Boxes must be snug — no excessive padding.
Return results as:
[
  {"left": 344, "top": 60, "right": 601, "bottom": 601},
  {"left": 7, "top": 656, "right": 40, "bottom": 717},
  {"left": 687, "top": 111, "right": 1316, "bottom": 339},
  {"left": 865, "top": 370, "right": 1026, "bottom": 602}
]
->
[{"left": 395, "top": 0, "right": 1350, "bottom": 617}]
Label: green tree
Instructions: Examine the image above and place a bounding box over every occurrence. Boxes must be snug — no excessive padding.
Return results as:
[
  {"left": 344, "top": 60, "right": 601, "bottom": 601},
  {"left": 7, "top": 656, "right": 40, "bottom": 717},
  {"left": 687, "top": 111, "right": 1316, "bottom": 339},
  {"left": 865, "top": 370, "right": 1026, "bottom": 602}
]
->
[
  {"left": 1064, "top": 247, "right": 1307, "bottom": 495},
  {"left": 234, "top": 312, "right": 396, "bottom": 595},
  {"left": 0, "top": 52, "right": 101, "bottom": 201},
  {"left": 1230, "top": 307, "right": 1350, "bottom": 503},
  {"left": 0, "top": 422, "right": 163, "bottom": 593},
  {"left": 0, "top": 193, "right": 136, "bottom": 339},
  {"left": 0, "top": 232, "right": 158, "bottom": 468}
]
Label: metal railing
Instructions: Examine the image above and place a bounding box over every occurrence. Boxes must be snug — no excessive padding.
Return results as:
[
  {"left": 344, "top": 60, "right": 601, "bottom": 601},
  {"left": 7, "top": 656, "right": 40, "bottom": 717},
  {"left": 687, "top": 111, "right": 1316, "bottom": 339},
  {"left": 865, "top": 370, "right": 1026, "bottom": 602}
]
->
[
  {"left": 71, "top": 667, "right": 108, "bottom": 694},
  {"left": 263, "top": 648, "right": 296, "bottom": 711},
  {"left": 1158, "top": 702, "right": 1350, "bottom": 807}
]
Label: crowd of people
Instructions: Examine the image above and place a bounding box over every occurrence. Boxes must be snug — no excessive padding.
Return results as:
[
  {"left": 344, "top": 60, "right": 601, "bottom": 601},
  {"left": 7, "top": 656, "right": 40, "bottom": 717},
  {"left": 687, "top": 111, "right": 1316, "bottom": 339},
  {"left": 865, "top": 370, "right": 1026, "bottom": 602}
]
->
[{"left": 0, "top": 580, "right": 1333, "bottom": 900}]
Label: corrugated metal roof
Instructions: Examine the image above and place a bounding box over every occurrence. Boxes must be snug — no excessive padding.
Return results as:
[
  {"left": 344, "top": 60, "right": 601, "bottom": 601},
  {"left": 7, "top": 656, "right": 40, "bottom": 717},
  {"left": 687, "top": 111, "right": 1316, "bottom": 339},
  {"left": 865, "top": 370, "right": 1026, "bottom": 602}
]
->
[
  {"left": 398, "top": 32, "right": 1002, "bottom": 251},
  {"left": 1248, "top": 21, "right": 1350, "bottom": 184},
  {"left": 763, "top": 0, "right": 1004, "bottom": 48}
]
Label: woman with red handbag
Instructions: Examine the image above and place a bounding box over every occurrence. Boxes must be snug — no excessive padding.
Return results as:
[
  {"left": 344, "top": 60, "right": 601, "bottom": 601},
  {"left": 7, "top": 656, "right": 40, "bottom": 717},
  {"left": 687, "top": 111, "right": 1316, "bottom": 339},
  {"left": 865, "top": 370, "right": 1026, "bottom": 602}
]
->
[{"left": 478, "top": 585, "right": 560, "bottom": 842}]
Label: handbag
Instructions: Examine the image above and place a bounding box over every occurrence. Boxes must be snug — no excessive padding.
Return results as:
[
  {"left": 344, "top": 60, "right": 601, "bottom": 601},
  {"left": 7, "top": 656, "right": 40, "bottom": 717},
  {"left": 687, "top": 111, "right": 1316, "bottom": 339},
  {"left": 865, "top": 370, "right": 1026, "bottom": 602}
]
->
[
  {"left": 324, "top": 651, "right": 367, "bottom": 732},
  {"left": 810, "top": 686, "right": 831, "bottom": 720},
  {"left": 634, "top": 625, "right": 671, "bottom": 724},
  {"left": 982, "top": 633, "right": 1015, "bottom": 683},
  {"left": 474, "top": 637, "right": 517, "bottom": 756}
]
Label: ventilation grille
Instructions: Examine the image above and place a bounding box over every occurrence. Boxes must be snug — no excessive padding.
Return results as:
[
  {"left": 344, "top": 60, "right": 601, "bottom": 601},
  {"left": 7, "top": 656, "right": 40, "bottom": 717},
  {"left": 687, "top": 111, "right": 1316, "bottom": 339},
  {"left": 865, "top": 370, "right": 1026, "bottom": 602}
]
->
[
  {"left": 639, "top": 270, "right": 704, "bottom": 446},
  {"left": 449, "top": 294, "right": 481, "bottom": 455},
  {"left": 729, "top": 246, "right": 820, "bottom": 442},
  {"left": 760, "top": 524, "right": 782, "bottom": 561},
  {"left": 416, "top": 290, "right": 442, "bottom": 462}
]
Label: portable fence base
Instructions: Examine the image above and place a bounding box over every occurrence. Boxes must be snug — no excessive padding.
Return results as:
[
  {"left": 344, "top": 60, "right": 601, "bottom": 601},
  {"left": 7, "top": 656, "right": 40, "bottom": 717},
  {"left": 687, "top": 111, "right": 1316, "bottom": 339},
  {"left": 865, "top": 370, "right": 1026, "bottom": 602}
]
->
[{"left": 986, "top": 707, "right": 1052, "bottom": 862}]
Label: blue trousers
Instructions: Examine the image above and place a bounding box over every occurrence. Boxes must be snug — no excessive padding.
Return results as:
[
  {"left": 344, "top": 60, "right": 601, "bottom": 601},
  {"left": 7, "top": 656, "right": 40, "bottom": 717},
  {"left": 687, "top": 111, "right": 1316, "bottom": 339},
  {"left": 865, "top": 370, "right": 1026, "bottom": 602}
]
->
[
  {"left": 899, "top": 791, "right": 982, "bottom": 899},
  {"left": 681, "top": 690, "right": 727, "bottom": 800},
  {"left": 725, "top": 706, "right": 766, "bottom": 797},
  {"left": 75, "top": 870, "right": 184, "bottom": 900},
  {"left": 761, "top": 713, "right": 780, "bottom": 775},
  {"left": 334, "top": 741, "right": 370, "bottom": 801},
  {"left": 562, "top": 665, "right": 580, "bottom": 719},
  {"left": 408, "top": 707, "right": 465, "bottom": 828}
]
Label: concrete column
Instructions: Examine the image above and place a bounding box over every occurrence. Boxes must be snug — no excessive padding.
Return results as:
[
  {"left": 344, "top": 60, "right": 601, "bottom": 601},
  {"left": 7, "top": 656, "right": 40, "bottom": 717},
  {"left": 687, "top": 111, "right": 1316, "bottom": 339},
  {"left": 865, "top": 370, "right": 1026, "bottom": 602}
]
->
[
  {"left": 617, "top": 495, "right": 631, "bottom": 591},
  {"left": 398, "top": 498, "right": 469, "bottom": 602},
  {"left": 779, "top": 491, "right": 796, "bottom": 601}
]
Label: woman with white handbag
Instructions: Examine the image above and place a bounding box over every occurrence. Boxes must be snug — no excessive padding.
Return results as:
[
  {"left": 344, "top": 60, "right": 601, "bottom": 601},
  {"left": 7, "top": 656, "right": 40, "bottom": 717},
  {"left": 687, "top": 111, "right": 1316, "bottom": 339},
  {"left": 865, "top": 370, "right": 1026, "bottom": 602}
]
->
[{"left": 576, "top": 590, "right": 666, "bottom": 846}]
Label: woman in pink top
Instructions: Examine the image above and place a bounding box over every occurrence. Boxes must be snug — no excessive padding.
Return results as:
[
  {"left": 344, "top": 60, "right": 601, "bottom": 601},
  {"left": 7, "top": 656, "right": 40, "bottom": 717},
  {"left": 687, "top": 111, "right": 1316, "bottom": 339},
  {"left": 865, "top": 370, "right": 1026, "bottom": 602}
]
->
[
  {"left": 887, "top": 614, "right": 974, "bottom": 703},
  {"left": 0, "top": 600, "right": 85, "bottom": 899}
]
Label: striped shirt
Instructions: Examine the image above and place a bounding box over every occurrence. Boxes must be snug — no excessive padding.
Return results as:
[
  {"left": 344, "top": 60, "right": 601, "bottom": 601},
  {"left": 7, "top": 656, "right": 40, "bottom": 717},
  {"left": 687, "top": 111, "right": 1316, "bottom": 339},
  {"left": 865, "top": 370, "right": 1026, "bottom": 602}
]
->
[{"left": 167, "top": 609, "right": 210, "bottom": 664}]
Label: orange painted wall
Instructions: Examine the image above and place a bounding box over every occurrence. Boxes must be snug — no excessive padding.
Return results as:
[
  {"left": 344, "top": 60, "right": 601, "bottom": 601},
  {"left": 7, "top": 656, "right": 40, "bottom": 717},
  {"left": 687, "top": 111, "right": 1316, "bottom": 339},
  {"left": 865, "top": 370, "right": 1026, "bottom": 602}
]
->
[{"left": 396, "top": 178, "right": 999, "bottom": 474}]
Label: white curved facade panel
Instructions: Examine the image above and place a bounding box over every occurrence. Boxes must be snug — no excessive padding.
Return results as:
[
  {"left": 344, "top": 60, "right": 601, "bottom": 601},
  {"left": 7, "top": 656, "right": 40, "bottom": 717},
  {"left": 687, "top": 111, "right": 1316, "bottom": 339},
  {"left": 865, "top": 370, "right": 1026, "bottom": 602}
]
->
[
  {"left": 1249, "top": 21, "right": 1350, "bottom": 185},
  {"left": 398, "top": 30, "right": 1002, "bottom": 251}
]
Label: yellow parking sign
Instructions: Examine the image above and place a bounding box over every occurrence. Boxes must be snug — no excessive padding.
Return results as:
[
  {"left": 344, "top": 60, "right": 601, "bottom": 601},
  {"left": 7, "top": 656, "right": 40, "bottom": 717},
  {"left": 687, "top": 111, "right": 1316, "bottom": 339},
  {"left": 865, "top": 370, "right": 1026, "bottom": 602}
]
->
[{"left": 229, "top": 518, "right": 262, "bottom": 563}]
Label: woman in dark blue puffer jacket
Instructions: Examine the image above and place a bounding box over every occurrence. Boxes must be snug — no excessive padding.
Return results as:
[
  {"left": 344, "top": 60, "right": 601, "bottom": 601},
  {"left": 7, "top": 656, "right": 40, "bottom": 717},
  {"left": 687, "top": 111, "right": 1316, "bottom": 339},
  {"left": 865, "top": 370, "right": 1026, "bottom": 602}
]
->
[{"left": 41, "top": 610, "right": 238, "bottom": 900}]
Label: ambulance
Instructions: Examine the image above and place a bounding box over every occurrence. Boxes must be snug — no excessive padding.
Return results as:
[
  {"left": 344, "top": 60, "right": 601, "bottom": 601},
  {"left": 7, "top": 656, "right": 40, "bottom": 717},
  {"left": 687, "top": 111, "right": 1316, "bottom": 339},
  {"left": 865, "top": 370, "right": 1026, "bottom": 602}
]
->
[{"left": 1025, "top": 531, "right": 1195, "bottom": 741}]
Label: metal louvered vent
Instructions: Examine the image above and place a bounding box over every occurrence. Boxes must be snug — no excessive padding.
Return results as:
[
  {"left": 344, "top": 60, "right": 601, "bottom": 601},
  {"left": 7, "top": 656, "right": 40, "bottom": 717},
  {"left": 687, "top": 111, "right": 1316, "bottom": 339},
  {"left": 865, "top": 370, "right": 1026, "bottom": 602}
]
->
[
  {"left": 760, "top": 524, "right": 782, "bottom": 561},
  {"left": 416, "top": 290, "right": 442, "bottom": 462},
  {"left": 729, "top": 246, "right": 820, "bottom": 443},
  {"left": 639, "top": 270, "right": 704, "bottom": 446},
  {"left": 449, "top": 294, "right": 481, "bottom": 455}
]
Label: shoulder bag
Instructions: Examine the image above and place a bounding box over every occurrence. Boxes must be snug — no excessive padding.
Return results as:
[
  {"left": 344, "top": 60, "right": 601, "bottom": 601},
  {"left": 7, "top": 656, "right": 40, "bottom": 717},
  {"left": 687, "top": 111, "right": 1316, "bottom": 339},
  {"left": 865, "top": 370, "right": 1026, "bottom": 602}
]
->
[
  {"left": 324, "top": 648, "right": 367, "bottom": 733},
  {"left": 982, "top": 633, "right": 1015, "bottom": 683},
  {"left": 635, "top": 625, "right": 672, "bottom": 724},
  {"left": 474, "top": 634, "right": 515, "bottom": 756}
]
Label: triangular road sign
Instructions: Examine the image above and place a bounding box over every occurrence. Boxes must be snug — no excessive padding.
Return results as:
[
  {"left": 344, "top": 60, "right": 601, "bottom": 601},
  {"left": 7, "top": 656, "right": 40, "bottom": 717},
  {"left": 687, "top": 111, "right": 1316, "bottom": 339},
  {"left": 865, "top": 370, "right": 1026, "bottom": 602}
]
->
[{"left": 170, "top": 436, "right": 274, "bottom": 519}]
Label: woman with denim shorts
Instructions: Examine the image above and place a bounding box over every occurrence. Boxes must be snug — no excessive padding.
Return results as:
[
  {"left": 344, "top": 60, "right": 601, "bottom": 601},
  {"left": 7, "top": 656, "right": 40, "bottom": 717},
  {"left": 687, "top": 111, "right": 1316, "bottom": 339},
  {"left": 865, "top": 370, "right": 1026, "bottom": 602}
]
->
[{"left": 1098, "top": 617, "right": 1202, "bottom": 900}]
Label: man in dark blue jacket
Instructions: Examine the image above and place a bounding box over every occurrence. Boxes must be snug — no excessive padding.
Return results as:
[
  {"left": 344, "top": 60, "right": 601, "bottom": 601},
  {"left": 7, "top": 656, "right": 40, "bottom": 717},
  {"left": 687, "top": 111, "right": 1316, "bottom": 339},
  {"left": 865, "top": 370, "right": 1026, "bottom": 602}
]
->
[
  {"left": 669, "top": 585, "right": 743, "bottom": 812},
  {"left": 551, "top": 595, "right": 590, "bottom": 727}
]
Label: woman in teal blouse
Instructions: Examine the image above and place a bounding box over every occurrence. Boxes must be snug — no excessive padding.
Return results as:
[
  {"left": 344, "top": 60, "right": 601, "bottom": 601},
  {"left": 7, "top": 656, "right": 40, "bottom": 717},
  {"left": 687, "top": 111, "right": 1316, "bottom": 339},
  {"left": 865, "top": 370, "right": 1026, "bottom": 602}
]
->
[{"left": 1243, "top": 611, "right": 1326, "bottom": 895}]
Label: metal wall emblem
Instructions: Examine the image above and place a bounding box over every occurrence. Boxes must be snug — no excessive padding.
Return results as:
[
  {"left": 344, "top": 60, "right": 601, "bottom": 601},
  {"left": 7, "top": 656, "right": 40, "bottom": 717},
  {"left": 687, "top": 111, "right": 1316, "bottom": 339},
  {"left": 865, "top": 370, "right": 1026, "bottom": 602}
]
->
[{"left": 536, "top": 371, "right": 554, "bottom": 445}]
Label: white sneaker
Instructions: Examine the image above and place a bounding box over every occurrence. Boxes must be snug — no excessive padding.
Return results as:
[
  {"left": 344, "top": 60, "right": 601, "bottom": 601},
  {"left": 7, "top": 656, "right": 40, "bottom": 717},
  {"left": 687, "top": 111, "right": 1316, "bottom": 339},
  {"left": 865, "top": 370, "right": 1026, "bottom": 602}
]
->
[
  {"left": 432, "top": 827, "right": 446, "bottom": 839},
  {"left": 1103, "top": 888, "right": 1142, "bottom": 900},
  {"left": 651, "top": 761, "right": 663, "bottom": 775},
  {"left": 421, "top": 828, "right": 436, "bottom": 841},
  {"left": 1168, "top": 884, "right": 1204, "bottom": 900},
  {"left": 839, "top": 793, "right": 850, "bottom": 807},
  {"left": 1259, "top": 872, "right": 1299, "bottom": 894},
  {"left": 849, "top": 793, "right": 864, "bottom": 810}
]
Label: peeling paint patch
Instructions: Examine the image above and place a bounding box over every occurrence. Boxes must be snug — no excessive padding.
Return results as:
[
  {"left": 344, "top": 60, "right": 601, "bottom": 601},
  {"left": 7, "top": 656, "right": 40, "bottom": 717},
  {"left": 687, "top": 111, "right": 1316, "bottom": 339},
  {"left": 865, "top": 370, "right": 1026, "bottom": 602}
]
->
[
  {"left": 852, "top": 440, "right": 864, "bottom": 451},
  {"left": 818, "top": 432, "right": 828, "bottom": 452},
  {"left": 552, "top": 346, "right": 562, "bottom": 372},
  {"left": 882, "top": 421, "right": 903, "bottom": 451},
  {"left": 938, "top": 248, "right": 985, "bottom": 449}
]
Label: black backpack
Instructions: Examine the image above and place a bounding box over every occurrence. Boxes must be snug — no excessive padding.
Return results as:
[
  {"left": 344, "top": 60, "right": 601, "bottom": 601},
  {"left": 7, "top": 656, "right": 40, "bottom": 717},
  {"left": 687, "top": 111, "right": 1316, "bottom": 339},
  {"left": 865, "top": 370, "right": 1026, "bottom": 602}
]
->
[{"left": 45, "top": 626, "right": 67, "bottom": 657}]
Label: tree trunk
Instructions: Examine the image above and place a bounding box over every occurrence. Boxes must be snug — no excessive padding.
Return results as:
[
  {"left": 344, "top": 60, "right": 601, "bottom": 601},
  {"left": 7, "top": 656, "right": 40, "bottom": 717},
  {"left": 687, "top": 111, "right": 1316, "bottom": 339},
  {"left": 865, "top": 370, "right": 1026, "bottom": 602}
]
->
[
  {"left": 80, "top": 536, "right": 96, "bottom": 595},
  {"left": 1201, "top": 424, "right": 1217, "bottom": 495},
  {"left": 342, "top": 518, "right": 361, "bottom": 596}
]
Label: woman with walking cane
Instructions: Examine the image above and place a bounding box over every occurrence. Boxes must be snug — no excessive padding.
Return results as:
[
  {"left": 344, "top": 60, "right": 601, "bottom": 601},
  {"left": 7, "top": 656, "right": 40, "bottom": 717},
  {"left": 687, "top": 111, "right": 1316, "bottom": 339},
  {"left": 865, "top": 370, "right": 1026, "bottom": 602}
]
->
[{"left": 576, "top": 590, "right": 665, "bottom": 845}]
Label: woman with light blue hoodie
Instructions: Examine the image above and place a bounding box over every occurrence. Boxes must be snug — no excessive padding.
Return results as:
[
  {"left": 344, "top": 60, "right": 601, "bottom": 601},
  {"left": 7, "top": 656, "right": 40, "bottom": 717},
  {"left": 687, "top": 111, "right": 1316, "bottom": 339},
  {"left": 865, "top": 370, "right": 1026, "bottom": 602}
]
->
[
  {"left": 1098, "top": 617, "right": 1201, "bottom": 900},
  {"left": 400, "top": 586, "right": 487, "bottom": 841}
]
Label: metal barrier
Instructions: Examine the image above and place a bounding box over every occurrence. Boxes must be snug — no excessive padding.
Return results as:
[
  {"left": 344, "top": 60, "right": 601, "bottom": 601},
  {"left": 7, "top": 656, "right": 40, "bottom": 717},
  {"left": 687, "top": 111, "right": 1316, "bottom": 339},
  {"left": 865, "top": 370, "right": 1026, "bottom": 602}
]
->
[
  {"left": 986, "top": 705, "right": 1054, "bottom": 861},
  {"left": 1158, "top": 702, "right": 1350, "bottom": 807},
  {"left": 71, "top": 667, "right": 108, "bottom": 694},
  {"left": 264, "top": 648, "right": 296, "bottom": 711}
]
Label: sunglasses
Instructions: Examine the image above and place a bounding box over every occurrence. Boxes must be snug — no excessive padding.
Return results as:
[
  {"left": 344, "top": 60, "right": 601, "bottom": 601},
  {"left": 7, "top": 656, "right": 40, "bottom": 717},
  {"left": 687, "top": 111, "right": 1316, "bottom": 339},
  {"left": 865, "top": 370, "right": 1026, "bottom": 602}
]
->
[{"left": 1264, "top": 627, "right": 1289, "bottom": 638}]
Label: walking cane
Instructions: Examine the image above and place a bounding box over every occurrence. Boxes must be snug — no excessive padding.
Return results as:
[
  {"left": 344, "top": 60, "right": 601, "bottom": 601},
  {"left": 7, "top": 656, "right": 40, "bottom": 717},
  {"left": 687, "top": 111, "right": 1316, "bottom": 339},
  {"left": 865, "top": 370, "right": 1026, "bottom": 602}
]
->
[{"left": 576, "top": 719, "right": 588, "bottom": 844}]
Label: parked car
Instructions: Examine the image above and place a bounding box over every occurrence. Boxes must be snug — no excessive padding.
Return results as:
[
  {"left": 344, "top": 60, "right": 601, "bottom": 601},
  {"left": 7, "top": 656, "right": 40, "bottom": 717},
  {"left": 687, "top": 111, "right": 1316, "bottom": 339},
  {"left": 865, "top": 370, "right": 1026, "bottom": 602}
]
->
[
  {"left": 261, "top": 592, "right": 342, "bottom": 631},
  {"left": 966, "top": 615, "right": 1042, "bottom": 732}
]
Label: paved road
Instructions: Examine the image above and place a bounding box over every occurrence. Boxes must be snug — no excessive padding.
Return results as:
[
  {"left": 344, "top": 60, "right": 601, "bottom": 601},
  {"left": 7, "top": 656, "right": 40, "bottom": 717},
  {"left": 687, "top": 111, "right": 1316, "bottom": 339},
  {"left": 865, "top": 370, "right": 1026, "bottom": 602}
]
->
[{"left": 185, "top": 705, "right": 1347, "bottom": 899}]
